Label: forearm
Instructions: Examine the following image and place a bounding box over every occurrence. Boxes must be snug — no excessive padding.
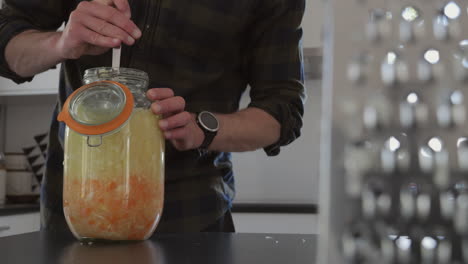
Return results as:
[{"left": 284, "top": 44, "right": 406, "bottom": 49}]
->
[
  {"left": 5, "top": 30, "right": 64, "bottom": 78},
  {"left": 208, "top": 107, "right": 280, "bottom": 152}
]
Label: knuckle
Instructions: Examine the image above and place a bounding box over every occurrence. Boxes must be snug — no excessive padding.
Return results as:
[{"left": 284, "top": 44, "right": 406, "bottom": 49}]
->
[
  {"left": 77, "top": 1, "right": 89, "bottom": 10},
  {"left": 165, "top": 119, "right": 173, "bottom": 128},
  {"left": 174, "top": 144, "right": 185, "bottom": 151},
  {"left": 170, "top": 97, "right": 185, "bottom": 113},
  {"left": 178, "top": 128, "right": 188, "bottom": 137},
  {"left": 106, "top": 8, "right": 119, "bottom": 21},
  {"left": 166, "top": 89, "right": 175, "bottom": 97},
  {"left": 181, "top": 111, "right": 191, "bottom": 122},
  {"left": 95, "top": 0, "right": 111, "bottom": 4},
  {"left": 96, "top": 21, "right": 108, "bottom": 34},
  {"left": 67, "top": 23, "right": 77, "bottom": 34},
  {"left": 69, "top": 10, "right": 80, "bottom": 21},
  {"left": 122, "top": 21, "right": 134, "bottom": 33},
  {"left": 89, "top": 32, "right": 100, "bottom": 45},
  {"left": 69, "top": 23, "right": 84, "bottom": 39},
  {"left": 174, "top": 96, "right": 186, "bottom": 109}
]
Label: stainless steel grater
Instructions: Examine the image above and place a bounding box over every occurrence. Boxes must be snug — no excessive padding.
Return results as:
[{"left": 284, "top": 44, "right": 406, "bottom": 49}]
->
[{"left": 318, "top": 0, "right": 468, "bottom": 263}]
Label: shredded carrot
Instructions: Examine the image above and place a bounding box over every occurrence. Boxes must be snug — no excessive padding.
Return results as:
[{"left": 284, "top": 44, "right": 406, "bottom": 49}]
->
[
  {"left": 107, "top": 181, "right": 117, "bottom": 191},
  {"left": 64, "top": 174, "right": 163, "bottom": 241},
  {"left": 81, "top": 207, "right": 93, "bottom": 217}
]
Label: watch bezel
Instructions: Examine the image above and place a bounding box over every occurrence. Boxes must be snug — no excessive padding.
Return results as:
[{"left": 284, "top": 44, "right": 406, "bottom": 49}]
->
[{"left": 197, "top": 111, "right": 219, "bottom": 133}]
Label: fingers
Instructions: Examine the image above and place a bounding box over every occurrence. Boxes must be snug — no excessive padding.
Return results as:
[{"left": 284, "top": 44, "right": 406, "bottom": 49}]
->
[
  {"left": 77, "top": 1, "right": 141, "bottom": 39},
  {"left": 158, "top": 111, "right": 192, "bottom": 131},
  {"left": 151, "top": 96, "right": 185, "bottom": 116},
  {"left": 67, "top": 11, "right": 120, "bottom": 48},
  {"left": 78, "top": 11, "right": 135, "bottom": 45},
  {"left": 59, "top": 0, "right": 138, "bottom": 59},
  {"left": 169, "top": 135, "right": 194, "bottom": 151},
  {"left": 145, "top": 88, "right": 204, "bottom": 151},
  {"left": 164, "top": 117, "right": 205, "bottom": 151},
  {"left": 146, "top": 88, "right": 175, "bottom": 101},
  {"left": 79, "top": 27, "right": 121, "bottom": 47},
  {"left": 86, "top": 46, "right": 112, "bottom": 56}
]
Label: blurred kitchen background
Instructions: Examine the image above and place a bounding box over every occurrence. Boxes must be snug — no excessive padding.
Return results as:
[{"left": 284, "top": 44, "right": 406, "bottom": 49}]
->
[{"left": 0, "top": 0, "right": 322, "bottom": 237}]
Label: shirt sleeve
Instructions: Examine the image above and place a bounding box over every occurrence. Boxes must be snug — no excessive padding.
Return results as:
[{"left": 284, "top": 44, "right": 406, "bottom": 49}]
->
[
  {"left": 0, "top": 0, "right": 69, "bottom": 83},
  {"left": 246, "top": 0, "right": 306, "bottom": 156}
]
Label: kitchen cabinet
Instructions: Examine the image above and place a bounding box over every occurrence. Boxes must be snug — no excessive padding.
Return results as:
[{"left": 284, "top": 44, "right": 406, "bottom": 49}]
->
[{"left": 0, "top": 212, "right": 40, "bottom": 237}]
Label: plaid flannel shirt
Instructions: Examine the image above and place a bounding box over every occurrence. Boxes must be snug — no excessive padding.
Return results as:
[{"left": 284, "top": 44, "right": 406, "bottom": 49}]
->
[{"left": 0, "top": 0, "right": 306, "bottom": 232}]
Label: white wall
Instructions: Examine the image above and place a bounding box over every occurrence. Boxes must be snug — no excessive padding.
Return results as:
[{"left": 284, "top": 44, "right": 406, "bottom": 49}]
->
[
  {"left": 233, "top": 80, "right": 321, "bottom": 204},
  {"left": 303, "top": 0, "right": 324, "bottom": 48},
  {"left": 232, "top": 213, "right": 317, "bottom": 234},
  {"left": 0, "top": 68, "right": 59, "bottom": 96},
  {"left": 4, "top": 95, "right": 55, "bottom": 152}
]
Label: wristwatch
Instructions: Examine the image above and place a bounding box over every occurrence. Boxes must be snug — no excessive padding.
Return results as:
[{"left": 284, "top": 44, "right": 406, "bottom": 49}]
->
[{"left": 196, "top": 111, "right": 219, "bottom": 150}]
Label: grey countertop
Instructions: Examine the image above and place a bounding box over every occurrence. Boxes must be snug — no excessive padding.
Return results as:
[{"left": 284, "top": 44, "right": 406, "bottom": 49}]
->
[
  {"left": 0, "top": 202, "right": 317, "bottom": 216},
  {"left": 0, "top": 203, "right": 40, "bottom": 216},
  {"left": 0, "top": 231, "right": 316, "bottom": 264}
]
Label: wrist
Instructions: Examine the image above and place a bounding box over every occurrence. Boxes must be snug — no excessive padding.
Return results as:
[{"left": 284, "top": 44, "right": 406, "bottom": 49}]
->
[
  {"left": 51, "top": 31, "right": 70, "bottom": 61},
  {"left": 5, "top": 30, "right": 65, "bottom": 77},
  {"left": 192, "top": 113, "right": 206, "bottom": 149}
]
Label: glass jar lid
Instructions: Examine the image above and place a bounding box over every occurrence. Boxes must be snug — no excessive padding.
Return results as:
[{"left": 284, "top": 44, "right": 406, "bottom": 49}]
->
[{"left": 58, "top": 81, "right": 134, "bottom": 135}]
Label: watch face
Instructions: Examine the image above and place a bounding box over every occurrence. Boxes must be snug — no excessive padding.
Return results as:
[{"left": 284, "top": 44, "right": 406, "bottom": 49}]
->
[{"left": 199, "top": 111, "right": 219, "bottom": 132}]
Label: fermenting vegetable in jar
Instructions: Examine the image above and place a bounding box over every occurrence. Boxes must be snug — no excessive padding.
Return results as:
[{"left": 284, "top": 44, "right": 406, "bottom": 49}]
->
[{"left": 58, "top": 68, "right": 164, "bottom": 241}]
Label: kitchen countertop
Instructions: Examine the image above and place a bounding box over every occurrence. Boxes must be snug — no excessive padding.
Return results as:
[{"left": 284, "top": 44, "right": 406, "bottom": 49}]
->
[
  {"left": 0, "top": 203, "right": 40, "bottom": 216},
  {"left": 0, "top": 231, "right": 316, "bottom": 264},
  {"left": 0, "top": 202, "right": 317, "bottom": 216}
]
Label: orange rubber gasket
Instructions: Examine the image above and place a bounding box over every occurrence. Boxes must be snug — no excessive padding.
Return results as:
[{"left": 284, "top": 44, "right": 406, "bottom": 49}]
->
[{"left": 57, "top": 80, "right": 134, "bottom": 136}]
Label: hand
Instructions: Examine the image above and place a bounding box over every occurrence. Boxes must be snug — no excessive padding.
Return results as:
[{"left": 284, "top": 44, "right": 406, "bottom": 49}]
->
[
  {"left": 147, "top": 88, "right": 205, "bottom": 151},
  {"left": 56, "top": 0, "right": 141, "bottom": 60}
]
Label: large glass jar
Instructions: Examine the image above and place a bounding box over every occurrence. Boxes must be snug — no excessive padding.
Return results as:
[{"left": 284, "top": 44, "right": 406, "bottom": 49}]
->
[{"left": 58, "top": 67, "right": 164, "bottom": 241}]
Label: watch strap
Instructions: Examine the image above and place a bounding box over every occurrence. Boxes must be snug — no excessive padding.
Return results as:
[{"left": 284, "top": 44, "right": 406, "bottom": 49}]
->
[
  {"left": 196, "top": 112, "right": 218, "bottom": 150},
  {"left": 199, "top": 130, "right": 216, "bottom": 150}
]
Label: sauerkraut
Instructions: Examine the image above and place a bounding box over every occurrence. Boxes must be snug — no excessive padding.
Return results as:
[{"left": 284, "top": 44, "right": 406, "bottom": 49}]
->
[{"left": 63, "top": 108, "right": 164, "bottom": 241}]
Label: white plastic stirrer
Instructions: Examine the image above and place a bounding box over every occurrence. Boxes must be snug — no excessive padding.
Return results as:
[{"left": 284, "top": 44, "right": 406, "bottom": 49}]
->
[{"left": 112, "top": 46, "right": 121, "bottom": 68}]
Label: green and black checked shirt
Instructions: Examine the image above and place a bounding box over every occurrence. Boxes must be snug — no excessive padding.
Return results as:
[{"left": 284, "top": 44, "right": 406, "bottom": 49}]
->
[{"left": 0, "top": 0, "right": 306, "bottom": 232}]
